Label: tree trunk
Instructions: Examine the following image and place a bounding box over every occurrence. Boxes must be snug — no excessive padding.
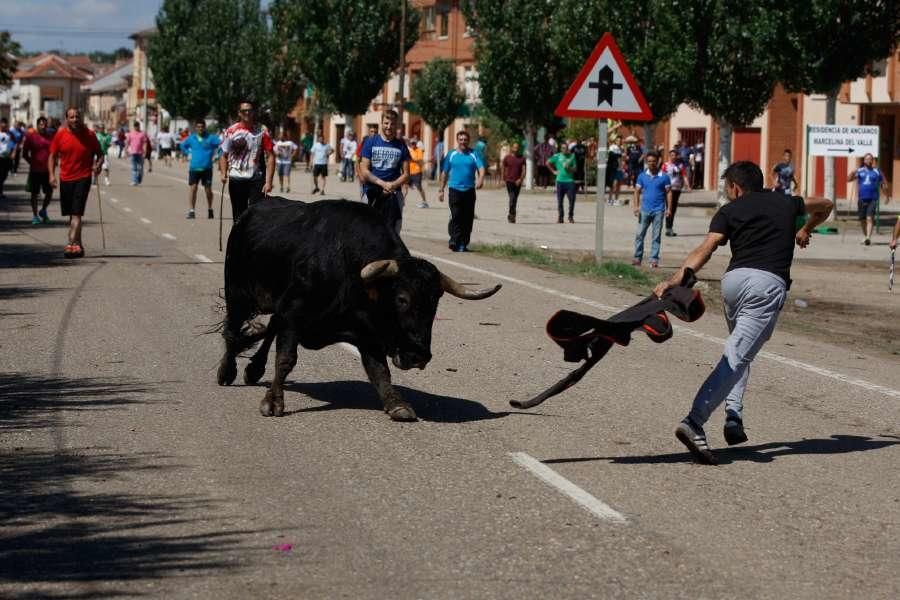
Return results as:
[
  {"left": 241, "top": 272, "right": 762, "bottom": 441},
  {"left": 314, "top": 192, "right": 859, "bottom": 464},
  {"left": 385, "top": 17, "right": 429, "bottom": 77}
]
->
[
  {"left": 643, "top": 122, "right": 656, "bottom": 151},
  {"left": 717, "top": 119, "right": 733, "bottom": 203},
  {"left": 823, "top": 91, "right": 837, "bottom": 220},
  {"left": 524, "top": 126, "right": 535, "bottom": 191}
]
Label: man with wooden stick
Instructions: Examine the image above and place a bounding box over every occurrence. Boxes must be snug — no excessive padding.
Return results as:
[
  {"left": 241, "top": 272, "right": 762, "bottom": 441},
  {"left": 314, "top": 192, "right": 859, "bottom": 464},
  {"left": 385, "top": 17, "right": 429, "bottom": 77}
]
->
[{"left": 47, "top": 107, "right": 103, "bottom": 259}]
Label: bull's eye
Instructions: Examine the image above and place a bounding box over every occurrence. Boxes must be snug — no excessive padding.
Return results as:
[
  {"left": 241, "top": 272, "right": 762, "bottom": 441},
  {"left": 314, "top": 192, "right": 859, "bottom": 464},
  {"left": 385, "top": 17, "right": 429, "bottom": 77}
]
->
[{"left": 395, "top": 293, "right": 411, "bottom": 312}]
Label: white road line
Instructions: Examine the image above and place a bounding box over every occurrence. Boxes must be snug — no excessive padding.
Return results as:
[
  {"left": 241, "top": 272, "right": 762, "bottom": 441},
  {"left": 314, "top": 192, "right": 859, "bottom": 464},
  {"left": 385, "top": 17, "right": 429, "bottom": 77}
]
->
[
  {"left": 122, "top": 207, "right": 132, "bottom": 213},
  {"left": 140, "top": 217, "right": 151, "bottom": 224},
  {"left": 110, "top": 197, "right": 119, "bottom": 203},
  {"left": 416, "top": 252, "right": 900, "bottom": 400},
  {"left": 194, "top": 254, "right": 214, "bottom": 263},
  {"left": 161, "top": 233, "right": 177, "bottom": 240},
  {"left": 510, "top": 452, "right": 627, "bottom": 524}
]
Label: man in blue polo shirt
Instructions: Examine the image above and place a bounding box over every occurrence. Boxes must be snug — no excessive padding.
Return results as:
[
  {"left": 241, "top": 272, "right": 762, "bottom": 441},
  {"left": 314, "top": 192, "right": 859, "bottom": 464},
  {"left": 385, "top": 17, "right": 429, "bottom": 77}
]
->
[
  {"left": 360, "top": 110, "right": 410, "bottom": 234},
  {"left": 848, "top": 153, "right": 890, "bottom": 246},
  {"left": 439, "top": 129, "right": 485, "bottom": 252},
  {"left": 180, "top": 119, "right": 222, "bottom": 219},
  {"left": 632, "top": 151, "right": 672, "bottom": 267}
]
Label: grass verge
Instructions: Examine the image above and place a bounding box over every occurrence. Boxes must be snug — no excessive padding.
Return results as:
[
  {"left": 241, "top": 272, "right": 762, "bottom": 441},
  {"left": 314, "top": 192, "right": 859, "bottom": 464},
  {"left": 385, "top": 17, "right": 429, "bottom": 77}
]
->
[{"left": 468, "top": 243, "right": 664, "bottom": 293}]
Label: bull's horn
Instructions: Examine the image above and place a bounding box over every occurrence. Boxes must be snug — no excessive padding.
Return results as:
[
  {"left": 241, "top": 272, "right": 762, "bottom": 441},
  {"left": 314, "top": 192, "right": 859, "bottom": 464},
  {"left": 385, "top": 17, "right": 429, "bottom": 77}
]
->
[
  {"left": 440, "top": 272, "right": 502, "bottom": 300},
  {"left": 361, "top": 259, "right": 400, "bottom": 282}
]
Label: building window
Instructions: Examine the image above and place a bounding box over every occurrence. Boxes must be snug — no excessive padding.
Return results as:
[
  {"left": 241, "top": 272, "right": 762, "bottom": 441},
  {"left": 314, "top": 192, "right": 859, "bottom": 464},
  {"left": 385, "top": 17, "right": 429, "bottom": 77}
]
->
[
  {"left": 420, "top": 6, "right": 435, "bottom": 39},
  {"left": 439, "top": 12, "right": 449, "bottom": 39}
]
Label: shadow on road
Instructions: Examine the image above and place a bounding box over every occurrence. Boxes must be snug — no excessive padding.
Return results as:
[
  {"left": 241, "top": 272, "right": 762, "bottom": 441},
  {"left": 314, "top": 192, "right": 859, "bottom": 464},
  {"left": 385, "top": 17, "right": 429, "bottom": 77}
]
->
[
  {"left": 0, "top": 372, "right": 256, "bottom": 595},
  {"left": 283, "top": 379, "right": 538, "bottom": 423},
  {"left": 544, "top": 434, "right": 900, "bottom": 466}
]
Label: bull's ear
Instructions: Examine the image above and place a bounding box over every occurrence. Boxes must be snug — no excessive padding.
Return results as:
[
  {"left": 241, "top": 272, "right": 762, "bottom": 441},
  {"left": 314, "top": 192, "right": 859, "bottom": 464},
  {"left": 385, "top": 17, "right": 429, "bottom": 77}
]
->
[{"left": 360, "top": 260, "right": 400, "bottom": 282}]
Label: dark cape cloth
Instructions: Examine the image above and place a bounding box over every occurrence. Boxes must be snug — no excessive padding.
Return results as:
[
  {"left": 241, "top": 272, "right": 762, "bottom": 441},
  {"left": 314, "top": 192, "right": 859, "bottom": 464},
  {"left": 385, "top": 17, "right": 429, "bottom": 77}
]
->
[{"left": 511, "top": 269, "right": 706, "bottom": 409}]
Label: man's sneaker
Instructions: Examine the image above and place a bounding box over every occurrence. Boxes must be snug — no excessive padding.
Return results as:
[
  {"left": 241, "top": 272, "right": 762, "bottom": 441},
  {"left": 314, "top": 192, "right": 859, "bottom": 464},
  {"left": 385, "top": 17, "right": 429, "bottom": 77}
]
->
[
  {"left": 650, "top": 261, "right": 659, "bottom": 268},
  {"left": 864, "top": 238, "right": 871, "bottom": 246},
  {"left": 568, "top": 216, "right": 574, "bottom": 223},
  {"left": 631, "top": 259, "right": 641, "bottom": 266},
  {"left": 187, "top": 209, "right": 196, "bottom": 219},
  {"left": 665, "top": 229, "right": 675, "bottom": 237},
  {"left": 71, "top": 243, "right": 84, "bottom": 258},
  {"left": 286, "top": 187, "right": 290, "bottom": 193},
  {"left": 311, "top": 187, "right": 319, "bottom": 194},
  {"left": 723, "top": 416, "right": 748, "bottom": 446},
  {"left": 417, "top": 202, "right": 428, "bottom": 208},
  {"left": 507, "top": 214, "right": 516, "bottom": 223},
  {"left": 459, "top": 245, "right": 469, "bottom": 252},
  {"left": 104, "top": 177, "right": 110, "bottom": 186},
  {"left": 675, "top": 418, "right": 718, "bottom": 465},
  {"left": 31, "top": 215, "right": 42, "bottom": 225},
  {"left": 39, "top": 208, "right": 50, "bottom": 224},
  {"left": 208, "top": 208, "right": 214, "bottom": 219}
]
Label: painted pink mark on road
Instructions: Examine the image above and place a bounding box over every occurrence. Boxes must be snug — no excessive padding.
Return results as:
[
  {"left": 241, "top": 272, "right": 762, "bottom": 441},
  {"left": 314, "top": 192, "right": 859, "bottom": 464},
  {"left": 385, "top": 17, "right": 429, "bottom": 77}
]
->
[{"left": 273, "top": 543, "right": 293, "bottom": 552}]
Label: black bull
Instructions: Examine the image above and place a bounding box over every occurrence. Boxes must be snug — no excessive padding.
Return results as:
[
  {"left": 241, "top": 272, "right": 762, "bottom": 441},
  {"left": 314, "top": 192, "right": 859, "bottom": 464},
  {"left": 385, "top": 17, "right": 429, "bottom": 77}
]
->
[{"left": 217, "top": 197, "right": 501, "bottom": 421}]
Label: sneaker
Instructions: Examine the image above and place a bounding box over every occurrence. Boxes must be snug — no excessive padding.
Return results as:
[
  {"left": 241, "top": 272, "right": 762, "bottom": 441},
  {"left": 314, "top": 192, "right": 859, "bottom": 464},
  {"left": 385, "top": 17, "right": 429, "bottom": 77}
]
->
[
  {"left": 312, "top": 187, "right": 319, "bottom": 194},
  {"left": 31, "top": 215, "right": 42, "bottom": 225},
  {"left": 38, "top": 208, "right": 50, "bottom": 224},
  {"left": 568, "top": 216, "right": 574, "bottom": 223},
  {"left": 665, "top": 229, "right": 674, "bottom": 237},
  {"left": 208, "top": 208, "right": 214, "bottom": 219},
  {"left": 187, "top": 209, "right": 196, "bottom": 219},
  {"left": 71, "top": 243, "right": 84, "bottom": 258},
  {"left": 631, "top": 259, "right": 641, "bottom": 266},
  {"left": 320, "top": 190, "right": 326, "bottom": 196},
  {"left": 459, "top": 245, "right": 469, "bottom": 252},
  {"left": 864, "top": 238, "right": 871, "bottom": 246},
  {"left": 417, "top": 202, "right": 428, "bottom": 208},
  {"left": 557, "top": 217, "right": 564, "bottom": 223},
  {"left": 130, "top": 181, "right": 137, "bottom": 186},
  {"left": 507, "top": 214, "right": 516, "bottom": 223},
  {"left": 104, "top": 177, "right": 110, "bottom": 186},
  {"left": 650, "top": 261, "right": 659, "bottom": 268},
  {"left": 286, "top": 187, "right": 290, "bottom": 193},
  {"left": 723, "top": 416, "right": 748, "bottom": 446},
  {"left": 613, "top": 200, "right": 621, "bottom": 207},
  {"left": 450, "top": 245, "right": 462, "bottom": 252},
  {"left": 63, "top": 244, "right": 75, "bottom": 257},
  {"left": 675, "top": 418, "right": 718, "bottom": 465}
]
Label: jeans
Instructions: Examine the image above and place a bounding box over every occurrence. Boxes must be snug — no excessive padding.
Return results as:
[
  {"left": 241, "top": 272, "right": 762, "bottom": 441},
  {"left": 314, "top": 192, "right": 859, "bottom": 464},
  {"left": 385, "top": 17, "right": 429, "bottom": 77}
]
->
[
  {"left": 633, "top": 210, "right": 664, "bottom": 262},
  {"left": 556, "top": 181, "right": 576, "bottom": 220},
  {"left": 506, "top": 181, "right": 521, "bottom": 216},
  {"left": 687, "top": 269, "right": 786, "bottom": 426},
  {"left": 448, "top": 187, "right": 476, "bottom": 248},
  {"left": 341, "top": 158, "right": 354, "bottom": 181},
  {"left": 666, "top": 189, "right": 682, "bottom": 231},
  {"left": 0, "top": 157, "right": 10, "bottom": 196},
  {"left": 228, "top": 178, "right": 264, "bottom": 221},
  {"left": 130, "top": 153, "right": 144, "bottom": 184},
  {"left": 366, "top": 186, "right": 404, "bottom": 234}
]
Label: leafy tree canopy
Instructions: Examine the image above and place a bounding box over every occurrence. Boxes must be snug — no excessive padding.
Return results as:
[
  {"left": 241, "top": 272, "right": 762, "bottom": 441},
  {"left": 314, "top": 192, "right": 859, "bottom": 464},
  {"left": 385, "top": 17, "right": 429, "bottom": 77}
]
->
[
  {"left": 0, "top": 31, "right": 21, "bottom": 88},
  {"left": 270, "top": 0, "right": 419, "bottom": 117},
  {"left": 409, "top": 58, "right": 465, "bottom": 136}
]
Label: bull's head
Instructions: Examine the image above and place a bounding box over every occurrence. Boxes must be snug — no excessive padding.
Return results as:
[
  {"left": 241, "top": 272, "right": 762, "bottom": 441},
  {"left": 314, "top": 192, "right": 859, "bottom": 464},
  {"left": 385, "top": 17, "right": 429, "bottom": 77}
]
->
[{"left": 360, "top": 258, "right": 501, "bottom": 370}]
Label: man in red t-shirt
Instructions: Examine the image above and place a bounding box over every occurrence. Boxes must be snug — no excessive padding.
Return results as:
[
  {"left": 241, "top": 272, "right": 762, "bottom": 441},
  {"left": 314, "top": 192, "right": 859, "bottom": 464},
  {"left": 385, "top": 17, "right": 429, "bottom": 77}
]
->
[
  {"left": 218, "top": 100, "right": 274, "bottom": 219},
  {"left": 23, "top": 116, "right": 55, "bottom": 225},
  {"left": 47, "top": 107, "right": 103, "bottom": 258},
  {"left": 501, "top": 141, "right": 526, "bottom": 223}
]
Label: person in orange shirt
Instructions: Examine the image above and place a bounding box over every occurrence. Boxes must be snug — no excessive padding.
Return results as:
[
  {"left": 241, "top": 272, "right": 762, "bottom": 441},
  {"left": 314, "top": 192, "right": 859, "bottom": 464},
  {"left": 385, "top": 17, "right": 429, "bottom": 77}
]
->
[{"left": 405, "top": 136, "right": 428, "bottom": 208}]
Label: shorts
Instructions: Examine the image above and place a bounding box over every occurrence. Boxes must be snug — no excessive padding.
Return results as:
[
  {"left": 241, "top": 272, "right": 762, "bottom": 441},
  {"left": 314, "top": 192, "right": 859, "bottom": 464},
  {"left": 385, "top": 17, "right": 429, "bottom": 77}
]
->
[
  {"left": 189, "top": 168, "right": 213, "bottom": 187},
  {"left": 28, "top": 171, "right": 52, "bottom": 196},
  {"left": 408, "top": 173, "right": 422, "bottom": 187},
  {"left": 858, "top": 199, "right": 877, "bottom": 220},
  {"left": 313, "top": 164, "right": 328, "bottom": 177},
  {"left": 60, "top": 177, "right": 92, "bottom": 216},
  {"left": 159, "top": 147, "right": 172, "bottom": 158},
  {"left": 277, "top": 162, "right": 292, "bottom": 177}
]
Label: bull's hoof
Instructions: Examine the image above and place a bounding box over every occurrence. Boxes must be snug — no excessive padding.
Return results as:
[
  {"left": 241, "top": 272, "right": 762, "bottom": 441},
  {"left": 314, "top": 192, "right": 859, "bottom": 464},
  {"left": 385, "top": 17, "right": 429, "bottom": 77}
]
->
[
  {"left": 386, "top": 403, "right": 418, "bottom": 422},
  {"left": 259, "top": 392, "right": 285, "bottom": 417},
  {"left": 244, "top": 361, "right": 266, "bottom": 385},
  {"left": 217, "top": 359, "right": 237, "bottom": 386}
]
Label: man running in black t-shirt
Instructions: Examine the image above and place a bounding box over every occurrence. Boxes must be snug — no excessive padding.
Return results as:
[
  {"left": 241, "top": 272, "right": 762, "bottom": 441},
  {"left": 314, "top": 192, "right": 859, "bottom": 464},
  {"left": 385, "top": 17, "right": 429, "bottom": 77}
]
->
[{"left": 654, "top": 161, "right": 834, "bottom": 465}]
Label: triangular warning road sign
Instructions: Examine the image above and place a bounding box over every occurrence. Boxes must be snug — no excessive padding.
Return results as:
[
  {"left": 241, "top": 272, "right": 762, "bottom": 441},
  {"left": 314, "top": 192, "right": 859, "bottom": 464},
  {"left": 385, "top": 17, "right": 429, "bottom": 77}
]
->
[{"left": 555, "top": 33, "right": 653, "bottom": 121}]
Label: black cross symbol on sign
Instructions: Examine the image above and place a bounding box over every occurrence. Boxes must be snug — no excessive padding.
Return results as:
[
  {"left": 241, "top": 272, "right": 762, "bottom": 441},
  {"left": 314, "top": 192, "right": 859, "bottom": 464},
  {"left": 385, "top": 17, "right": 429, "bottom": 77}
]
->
[{"left": 588, "top": 65, "right": 623, "bottom": 107}]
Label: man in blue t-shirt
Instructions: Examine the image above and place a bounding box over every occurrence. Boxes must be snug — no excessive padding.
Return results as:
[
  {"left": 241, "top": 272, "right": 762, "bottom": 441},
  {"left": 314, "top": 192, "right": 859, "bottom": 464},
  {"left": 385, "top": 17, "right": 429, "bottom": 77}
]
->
[
  {"left": 439, "top": 130, "right": 485, "bottom": 252},
  {"left": 360, "top": 110, "right": 410, "bottom": 234},
  {"left": 180, "top": 119, "right": 222, "bottom": 219},
  {"left": 632, "top": 151, "right": 672, "bottom": 267},
  {"left": 848, "top": 153, "right": 890, "bottom": 245}
]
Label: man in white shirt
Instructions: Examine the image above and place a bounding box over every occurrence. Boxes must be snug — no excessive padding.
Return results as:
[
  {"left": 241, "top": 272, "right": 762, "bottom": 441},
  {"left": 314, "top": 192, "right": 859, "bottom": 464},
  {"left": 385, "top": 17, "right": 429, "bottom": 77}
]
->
[
  {"left": 339, "top": 131, "right": 357, "bottom": 182},
  {"left": 310, "top": 133, "right": 333, "bottom": 195},
  {"left": 156, "top": 126, "right": 176, "bottom": 168},
  {"left": 274, "top": 132, "right": 298, "bottom": 193}
]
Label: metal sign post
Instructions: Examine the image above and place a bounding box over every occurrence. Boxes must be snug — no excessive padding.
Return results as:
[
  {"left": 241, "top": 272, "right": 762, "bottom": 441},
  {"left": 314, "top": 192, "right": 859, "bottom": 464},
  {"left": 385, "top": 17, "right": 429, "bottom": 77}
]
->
[
  {"left": 554, "top": 33, "right": 653, "bottom": 264},
  {"left": 595, "top": 120, "right": 608, "bottom": 262}
]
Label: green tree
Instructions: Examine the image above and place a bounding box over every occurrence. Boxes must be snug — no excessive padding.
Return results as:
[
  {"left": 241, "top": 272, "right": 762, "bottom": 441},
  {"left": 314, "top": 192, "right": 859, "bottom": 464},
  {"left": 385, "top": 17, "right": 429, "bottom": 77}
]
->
[
  {"left": 0, "top": 31, "right": 21, "bottom": 88},
  {"left": 552, "top": 0, "right": 694, "bottom": 146},
  {"left": 464, "top": 0, "right": 571, "bottom": 189},
  {"left": 683, "top": 1, "right": 785, "bottom": 198},
  {"left": 266, "top": 3, "right": 308, "bottom": 131},
  {"left": 779, "top": 0, "right": 899, "bottom": 200},
  {"left": 270, "top": 0, "right": 419, "bottom": 126},
  {"left": 410, "top": 58, "right": 465, "bottom": 146},
  {"left": 149, "top": 0, "right": 270, "bottom": 122}
]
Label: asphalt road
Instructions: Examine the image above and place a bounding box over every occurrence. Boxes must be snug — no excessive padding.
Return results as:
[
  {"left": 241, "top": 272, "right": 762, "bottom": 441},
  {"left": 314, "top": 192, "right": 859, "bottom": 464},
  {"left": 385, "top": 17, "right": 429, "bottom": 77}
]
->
[{"left": 2, "top": 159, "right": 898, "bottom": 599}]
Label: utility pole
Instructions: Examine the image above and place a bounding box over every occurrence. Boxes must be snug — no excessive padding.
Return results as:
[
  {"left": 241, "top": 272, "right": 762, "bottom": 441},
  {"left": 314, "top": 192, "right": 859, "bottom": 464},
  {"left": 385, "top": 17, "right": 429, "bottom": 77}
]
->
[
  {"left": 397, "top": 0, "right": 406, "bottom": 127},
  {"left": 142, "top": 37, "right": 149, "bottom": 131}
]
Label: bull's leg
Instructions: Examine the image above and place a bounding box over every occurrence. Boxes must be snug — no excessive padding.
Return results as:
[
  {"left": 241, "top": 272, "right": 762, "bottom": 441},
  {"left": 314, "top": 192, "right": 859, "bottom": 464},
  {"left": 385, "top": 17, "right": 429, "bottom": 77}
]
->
[
  {"left": 360, "top": 350, "right": 417, "bottom": 422},
  {"left": 259, "top": 324, "right": 298, "bottom": 417},
  {"left": 244, "top": 316, "right": 279, "bottom": 385},
  {"left": 218, "top": 313, "right": 267, "bottom": 386}
]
